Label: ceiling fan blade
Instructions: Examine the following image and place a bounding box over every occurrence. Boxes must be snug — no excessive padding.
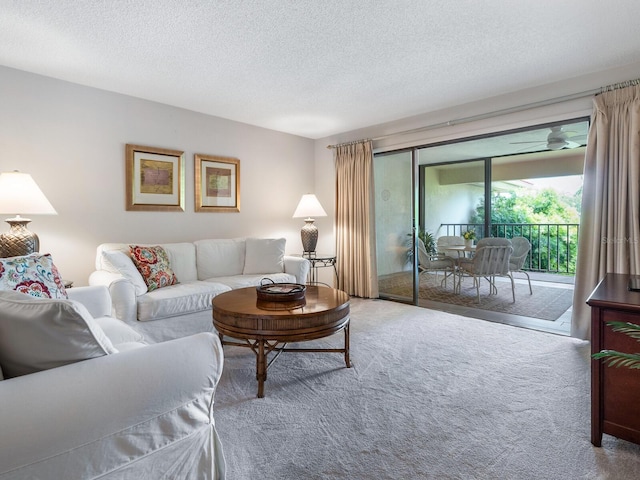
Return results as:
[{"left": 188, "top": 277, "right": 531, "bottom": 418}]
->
[
  {"left": 565, "top": 140, "right": 582, "bottom": 149},
  {"left": 566, "top": 134, "right": 588, "bottom": 143},
  {"left": 509, "top": 140, "right": 546, "bottom": 144},
  {"left": 516, "top": 143, "right": 547, "bottom": 152}
]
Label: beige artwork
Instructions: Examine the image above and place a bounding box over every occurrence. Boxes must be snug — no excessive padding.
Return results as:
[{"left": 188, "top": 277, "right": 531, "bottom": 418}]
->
[
  {"left": 140, "top": 159, "right": 173, "bottom": 194},
  {"left": 206, "top": 167, "right": 231, "bottom": 197}
]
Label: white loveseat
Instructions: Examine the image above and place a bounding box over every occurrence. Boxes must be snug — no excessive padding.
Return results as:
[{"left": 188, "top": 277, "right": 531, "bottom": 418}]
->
[
  {"left": 89, "top": 238, "right": 310, "bottom": 342},
  {"left": 0, "top": 285, "right": 226, "bottom": 479}
]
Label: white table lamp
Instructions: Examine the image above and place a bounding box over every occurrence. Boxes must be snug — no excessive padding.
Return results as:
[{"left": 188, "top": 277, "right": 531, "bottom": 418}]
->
[
  {"left": 293, "top": 194, "right": 327, "bottom": 254},
  {"left": 0, "top": 171, "right": 57, "bottom": 257}
]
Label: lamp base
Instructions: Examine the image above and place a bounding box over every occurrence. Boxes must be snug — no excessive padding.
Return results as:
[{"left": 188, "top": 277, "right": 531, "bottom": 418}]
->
[
  {"left": 300, "top": 218, "right": 318, "bottom": 254},
  {"left": 0, "top": 217, "right": 40, "bottom": 257}
]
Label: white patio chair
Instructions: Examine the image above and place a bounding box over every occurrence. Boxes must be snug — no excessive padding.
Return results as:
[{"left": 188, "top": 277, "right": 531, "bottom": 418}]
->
[
  {"left": 509, "top": 236, "right": 532, "bottom": 294},
  {"left": 436, "top": 235, "right": 466, "bottom": 260},
  {"left": 456, "top": 237, "right": 515, "bottom": 303},
  {"left": 418, "top": 238, "right": 456, "bottom": 288}
]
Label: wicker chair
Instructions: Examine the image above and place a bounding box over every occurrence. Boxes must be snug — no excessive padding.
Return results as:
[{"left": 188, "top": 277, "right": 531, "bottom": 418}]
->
[
  {"left": 509, "top": 236, "right": 532, "bottom": 294},
  {"left": 417, "top": 238, "right": 456, "bottom": 288},
  {"left": 456, "top": 238, "right": 515, "bottom": 303},
  {"left": 436, "top": 235, "right": 466, "bottom": 261}
]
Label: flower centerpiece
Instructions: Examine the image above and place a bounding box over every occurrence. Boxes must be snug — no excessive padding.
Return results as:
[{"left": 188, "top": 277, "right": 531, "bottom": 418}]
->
[{"left": 462, "top": 229, "right": 476, "bottom": 247}]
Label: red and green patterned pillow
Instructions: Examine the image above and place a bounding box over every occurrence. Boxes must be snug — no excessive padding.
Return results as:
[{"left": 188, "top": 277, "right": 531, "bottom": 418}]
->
[
  {"left": 129, "top": 245, "right": 178, "bottom": 292},
  {"left": 0, "top": 253, "right": 68, "bottom": 299}
]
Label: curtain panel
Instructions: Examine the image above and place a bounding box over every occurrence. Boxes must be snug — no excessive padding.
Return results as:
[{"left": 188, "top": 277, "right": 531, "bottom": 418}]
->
[
  {"left": 334, "top": 141, "right": 378, "bottom": 298},
  {"left": 571, "top": 84, "right": 640, "bottom": 339}
]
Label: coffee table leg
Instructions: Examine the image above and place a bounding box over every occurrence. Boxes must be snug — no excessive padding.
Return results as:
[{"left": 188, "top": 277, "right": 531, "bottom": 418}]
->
[
  {"left": 344, "top": 321, "right": 351, "bottom": 368},
  {"left": 256, "top": 339, "right": 267, "bottom": 398}
]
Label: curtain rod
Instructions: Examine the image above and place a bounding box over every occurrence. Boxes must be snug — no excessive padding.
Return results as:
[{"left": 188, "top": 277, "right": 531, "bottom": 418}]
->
[{"left": 326, "top": 78, "right": 640, "bottom": 150}]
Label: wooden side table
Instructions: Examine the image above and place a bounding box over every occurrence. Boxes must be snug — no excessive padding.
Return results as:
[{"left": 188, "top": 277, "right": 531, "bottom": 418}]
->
[{"left": 587, "top": 273, "right": 640, "bottom": 446}]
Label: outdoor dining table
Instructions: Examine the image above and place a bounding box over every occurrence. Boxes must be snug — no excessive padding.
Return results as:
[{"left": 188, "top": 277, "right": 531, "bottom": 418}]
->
[{"left": 442, "top": 245, "right": 476, "bottom": 258}]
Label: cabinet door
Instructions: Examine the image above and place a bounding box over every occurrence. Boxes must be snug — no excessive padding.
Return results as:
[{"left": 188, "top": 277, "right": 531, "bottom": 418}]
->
[{"left": 600, "top": 309, "right": 640, "bottom": 441}]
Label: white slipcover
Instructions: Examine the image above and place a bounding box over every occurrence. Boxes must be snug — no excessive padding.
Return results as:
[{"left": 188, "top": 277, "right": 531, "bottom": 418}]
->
[{"left": 0, "top": 286, "right": 226, "bottom": 479}]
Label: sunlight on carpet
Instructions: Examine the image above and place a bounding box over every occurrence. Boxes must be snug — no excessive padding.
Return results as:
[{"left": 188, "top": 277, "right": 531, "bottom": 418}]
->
[{"left": 378, "top": 271, "right": 572, "bottom": 321}]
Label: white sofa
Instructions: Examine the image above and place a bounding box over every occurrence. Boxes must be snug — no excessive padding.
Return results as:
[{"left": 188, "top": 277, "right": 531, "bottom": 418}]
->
[
  {"left": 89, "top": 238, "right": 310, "bottom": 342},
  {"left": 0, "top": 285, "right": 226, "bottom": 479}
]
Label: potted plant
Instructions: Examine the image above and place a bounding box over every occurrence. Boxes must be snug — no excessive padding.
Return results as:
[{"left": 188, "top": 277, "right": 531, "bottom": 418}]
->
[
  {"left": 462, "top": 229, "right": 476, "bottom": 247},
  {"left": 592, "top": 321, "right": 640, "bottom": 369}
]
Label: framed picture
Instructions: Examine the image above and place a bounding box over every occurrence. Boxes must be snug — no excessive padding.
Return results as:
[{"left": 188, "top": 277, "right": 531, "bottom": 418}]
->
[
  {"left": 194, "top": 154, "right": 240, "bottom": 212},
  {"left": 125, "top": 144, "right": 185, "bottom": 212}
]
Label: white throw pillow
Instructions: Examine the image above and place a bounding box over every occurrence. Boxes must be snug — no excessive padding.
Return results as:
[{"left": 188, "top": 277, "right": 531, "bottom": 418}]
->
[
  {"left": 0, "top": 291, "right": 117, "bottom": 378},
  {"left": 243, "top": 237, "right": 286, "bottom": 275},
  {"left": 195, "top": 238, "right": 246, "bottom": 279},
  {"left": 102, "top": 250, "right": 148, "bottom": 296}
]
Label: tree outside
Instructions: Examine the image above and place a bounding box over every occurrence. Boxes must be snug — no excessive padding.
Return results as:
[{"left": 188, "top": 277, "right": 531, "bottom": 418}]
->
[{"left": 468, "top": 178, "right": 582, "bottom": 274}]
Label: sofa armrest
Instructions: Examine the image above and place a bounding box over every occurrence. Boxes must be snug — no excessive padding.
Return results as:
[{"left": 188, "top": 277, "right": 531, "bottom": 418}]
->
[
  {"left": 89, "top": 270, "right": 138, "bottom": 322},
  {"left": 284, "top": 255, "right": 310, "bottom": 284},
  {"left": 0, "top": 332, "right": 225, "bottom": 479},
  {"left": 67, "top": 285, "right": 112, "bottom": 318}
]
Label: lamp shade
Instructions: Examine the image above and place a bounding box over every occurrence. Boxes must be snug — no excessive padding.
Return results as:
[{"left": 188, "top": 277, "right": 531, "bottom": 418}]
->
[
  {"left": 292, "top": 194, "right": 327, "bottom": 219},
  {"left": 0, "top": 171, "right": 57, "bottom": 216}
]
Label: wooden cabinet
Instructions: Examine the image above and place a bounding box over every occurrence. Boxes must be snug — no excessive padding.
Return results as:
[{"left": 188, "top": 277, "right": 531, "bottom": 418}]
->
[{"left": 587, "top": 273, "right": 640, "bottom": 446}]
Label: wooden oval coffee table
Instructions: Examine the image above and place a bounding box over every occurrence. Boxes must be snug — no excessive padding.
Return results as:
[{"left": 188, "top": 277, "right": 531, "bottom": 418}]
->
[{"left": 212, "top": 285, "right": 350, "bottom": 398}]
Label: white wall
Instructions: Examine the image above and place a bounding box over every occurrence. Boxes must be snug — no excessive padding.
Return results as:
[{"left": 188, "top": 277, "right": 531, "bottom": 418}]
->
[
  {"left": 423, "top": 166, "right": 480, "bottom": 238},
  {"left": 0, "top": 67, "right": 315, "bottom": 285}
]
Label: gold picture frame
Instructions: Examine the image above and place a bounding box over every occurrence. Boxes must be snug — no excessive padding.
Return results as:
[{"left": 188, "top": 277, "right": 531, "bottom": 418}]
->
[
  {"left": 126, "top": 144, "right": 185, "bottom": 212},
  {"left": 194, "top": 154, "right": 240, "bottom": 212}
]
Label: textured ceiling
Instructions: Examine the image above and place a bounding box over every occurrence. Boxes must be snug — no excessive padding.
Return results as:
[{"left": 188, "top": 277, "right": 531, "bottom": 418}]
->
[{"left": 1, "top": 1, "right": 640, "bottom": 139}]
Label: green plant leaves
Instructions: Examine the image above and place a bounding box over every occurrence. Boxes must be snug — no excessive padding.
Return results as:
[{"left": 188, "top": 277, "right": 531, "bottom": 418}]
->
[
  {"left": 592, "top": 321, "right": 640, "bottom": 369},
  {"left": 592, "top": 350, "right": 640, "bottom": 369}
]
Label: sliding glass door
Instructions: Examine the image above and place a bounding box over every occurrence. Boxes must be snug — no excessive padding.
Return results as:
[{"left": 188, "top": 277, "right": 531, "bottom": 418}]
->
[
  {"left": 373, "top": 117, "right": 588, "bottom": 327},
  {"left": 374, "top": 150, "right": 417, "bottom": 302}
]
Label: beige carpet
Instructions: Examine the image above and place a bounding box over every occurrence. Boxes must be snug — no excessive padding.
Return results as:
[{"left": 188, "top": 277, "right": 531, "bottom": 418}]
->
[
  {"left": 378, "top": 271, "right": 572, "bottom": 321},
  {"left": 214, "top": 298, "right": 640, "bottom": 479}
]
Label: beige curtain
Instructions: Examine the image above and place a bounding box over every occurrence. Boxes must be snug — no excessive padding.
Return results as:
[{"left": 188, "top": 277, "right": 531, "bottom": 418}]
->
[
  {"left": 334, "top": 140, "right": 378, "bottom": 298},
  {"left": 571, "top": 84, "right": 640, "bottom": 339}
]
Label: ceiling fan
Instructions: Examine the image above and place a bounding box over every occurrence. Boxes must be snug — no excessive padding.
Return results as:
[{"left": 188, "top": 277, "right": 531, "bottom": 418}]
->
[{"left": 510, "top": 126, "right": 587, "bottom": 151}]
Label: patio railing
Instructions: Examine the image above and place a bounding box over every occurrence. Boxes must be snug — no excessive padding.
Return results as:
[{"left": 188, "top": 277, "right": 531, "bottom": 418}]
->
[{"left": 439, "top": 223, "right": 579, "bottom": 275}]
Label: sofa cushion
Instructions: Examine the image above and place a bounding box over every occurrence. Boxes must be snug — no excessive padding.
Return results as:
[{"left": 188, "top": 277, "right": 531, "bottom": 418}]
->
[
  {"left": 130, "top": 245, "right": 179, "bottom": 292},
  {"left": 94, "top": 316, "right": 146, "bottom": 347},
  {"left": 0, "top": 291, "right": 117, "bottom": 378},
  {"left": 102, "top": 250, "right": 148, "bottom": 295},
  {"left": 195, "top": 238, "right": 246, "bottom": 279},
  {"left": 137, "top": 281, "right": 232, "bottom": 322},
  {"left": 0, "top": 253, "right": 68, "bottom": 299},
  {"left": 160, "top": 243, "right": 198, "bottom": 282},
  {"left": 243, "top": 237, "right": 285, "bottom": 275}
]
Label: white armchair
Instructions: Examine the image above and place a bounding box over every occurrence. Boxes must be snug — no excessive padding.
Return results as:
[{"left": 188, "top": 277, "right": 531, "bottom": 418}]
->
[{"left": 0, "top": 285, "right": 226, "bottom": 479}]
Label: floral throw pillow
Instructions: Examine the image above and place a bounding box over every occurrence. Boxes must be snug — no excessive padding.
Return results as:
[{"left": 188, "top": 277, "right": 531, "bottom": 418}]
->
[
  {"left": 129, "top": 245, "right": 178, "bottom": 292},
  {"left": 0, "top": 253, "right": 68, "bottom": 299}
]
